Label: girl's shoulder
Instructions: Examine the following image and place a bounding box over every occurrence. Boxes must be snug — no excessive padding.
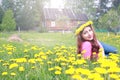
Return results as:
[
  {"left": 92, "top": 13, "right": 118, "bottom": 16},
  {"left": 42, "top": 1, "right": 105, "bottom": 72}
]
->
[
  {"left": 82, "top": 41, "right": 91, "bottom": 45},
  {"left": 82, "top": 41, "right": 91, "bottom": 47}
]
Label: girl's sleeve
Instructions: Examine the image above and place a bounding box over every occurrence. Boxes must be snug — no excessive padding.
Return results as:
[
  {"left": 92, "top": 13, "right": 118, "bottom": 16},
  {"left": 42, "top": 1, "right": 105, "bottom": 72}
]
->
[{"left": 81, "top": 41, "right": 92, "bottom": 59}]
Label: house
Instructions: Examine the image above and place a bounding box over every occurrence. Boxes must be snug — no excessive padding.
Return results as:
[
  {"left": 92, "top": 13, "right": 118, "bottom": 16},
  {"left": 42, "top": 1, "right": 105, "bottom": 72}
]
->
[{"left": 43, "top": 8, "right": 88, "bottom": 32}]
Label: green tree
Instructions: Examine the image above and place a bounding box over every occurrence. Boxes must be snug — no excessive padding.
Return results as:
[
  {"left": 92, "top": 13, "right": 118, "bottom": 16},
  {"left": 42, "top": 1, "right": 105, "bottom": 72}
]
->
[
  {"left": 2, "top": 0, "right": 14, "bottom": 11},
  {"left": 0, "top": 6, "right": 4, "bottom": 24},
  {"left": 0, "top": 9, "right": 16, "bottom": 31},
  {"left": 98, "top": 9, "right": 119, "bottom": 29},
  {"left": 2, "top": 0, "right": 48, "bottom": 31}
]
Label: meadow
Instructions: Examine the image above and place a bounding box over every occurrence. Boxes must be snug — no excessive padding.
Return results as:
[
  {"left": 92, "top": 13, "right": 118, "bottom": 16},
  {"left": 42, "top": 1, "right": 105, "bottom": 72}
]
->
[{"left": 0, "top": 31, "right": 120, "bottom": 80}]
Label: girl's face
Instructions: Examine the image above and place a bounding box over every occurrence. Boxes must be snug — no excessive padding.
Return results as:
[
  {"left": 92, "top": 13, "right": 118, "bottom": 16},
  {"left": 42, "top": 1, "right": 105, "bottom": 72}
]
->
[{"left": 81, "top": 26, "right": 93, "bottom": 41}]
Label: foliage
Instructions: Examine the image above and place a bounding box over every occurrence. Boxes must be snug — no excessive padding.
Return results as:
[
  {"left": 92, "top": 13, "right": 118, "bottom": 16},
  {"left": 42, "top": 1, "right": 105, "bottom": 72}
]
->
[
  {"left": 113, "top": 0, "right": 120, "bottom": 8},
  {"left": 0, "top": 9, "right": 16, "bottom": 31},
  {"left": 1, "top": 0, "right": 48, "bottom": 31},
  {"left": 2, "top": 0, "right": 14, "bottom": 11},
  {"left": 98, "top": 9, "right": 119, "bottom": 29},
  {"left": 0, "top": 6, "right": 4, "bottom": 24}
]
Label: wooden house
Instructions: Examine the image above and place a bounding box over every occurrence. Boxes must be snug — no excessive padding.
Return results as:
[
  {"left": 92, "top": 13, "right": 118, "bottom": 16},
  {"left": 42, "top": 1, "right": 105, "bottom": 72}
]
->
[{"left": 43, "top": 8, "right": 88, "bottom": 32}]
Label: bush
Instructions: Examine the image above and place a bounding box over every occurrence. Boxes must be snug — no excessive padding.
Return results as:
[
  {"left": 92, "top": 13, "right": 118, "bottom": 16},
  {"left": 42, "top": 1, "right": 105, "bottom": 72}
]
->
[{"left": 0, "top": 9, "right": 16, "bottom": 31}]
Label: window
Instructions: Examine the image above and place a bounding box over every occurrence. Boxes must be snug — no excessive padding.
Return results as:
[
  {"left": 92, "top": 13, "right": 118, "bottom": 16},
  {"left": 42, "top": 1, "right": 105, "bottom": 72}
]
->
[{"left": 51, "top": 21, "right": 55, "bottom": 27}]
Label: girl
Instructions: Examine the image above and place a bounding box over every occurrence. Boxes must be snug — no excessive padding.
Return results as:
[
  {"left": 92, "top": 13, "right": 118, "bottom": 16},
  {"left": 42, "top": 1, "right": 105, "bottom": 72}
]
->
[{"left": 75, "top": 21, "right": 117, "bottom": 60}]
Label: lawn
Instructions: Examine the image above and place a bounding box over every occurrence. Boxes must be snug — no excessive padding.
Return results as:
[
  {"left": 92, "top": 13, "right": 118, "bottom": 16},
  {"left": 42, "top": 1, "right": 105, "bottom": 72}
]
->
[{"left": 0, "top": 31, "right": 120, "bottom": 80}]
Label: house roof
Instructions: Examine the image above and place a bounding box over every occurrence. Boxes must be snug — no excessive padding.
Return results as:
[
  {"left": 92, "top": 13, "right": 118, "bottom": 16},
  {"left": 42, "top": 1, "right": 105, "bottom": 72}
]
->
[{"left": 43, "top": 8, "right": 88, "bottom": 21}]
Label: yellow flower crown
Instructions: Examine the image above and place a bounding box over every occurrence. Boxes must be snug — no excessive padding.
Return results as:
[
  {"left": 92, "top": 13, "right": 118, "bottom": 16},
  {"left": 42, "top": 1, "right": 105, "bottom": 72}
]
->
[{"left": 75, "top": 21, "right": 93, "bottom": 35}]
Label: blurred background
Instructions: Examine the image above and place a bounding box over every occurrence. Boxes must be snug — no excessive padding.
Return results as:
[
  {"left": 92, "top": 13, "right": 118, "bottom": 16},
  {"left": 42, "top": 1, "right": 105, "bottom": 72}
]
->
[{"left": 0, "top": 0, "right": 120, "bottom": 34}]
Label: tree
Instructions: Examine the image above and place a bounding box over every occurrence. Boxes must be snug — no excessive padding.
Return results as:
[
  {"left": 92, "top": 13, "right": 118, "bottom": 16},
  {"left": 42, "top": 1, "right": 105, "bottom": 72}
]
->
[
  {"left": 2, "top": 0, "right": 48, "bottom": 31},
  {"left": 2, "top": 0, "right": 14, "bottom": 11},
  {"left": 113, "top": 0, "right": 120, "bottom": 9},
  {"left": 0, "top": 6, "right": 4, "bottom": 24},
  {"left": 98, "top": 9, "right": 119, "bottom": 29},
  {"left": 0, "top": 9, "right": 16, "bottom": 31}
]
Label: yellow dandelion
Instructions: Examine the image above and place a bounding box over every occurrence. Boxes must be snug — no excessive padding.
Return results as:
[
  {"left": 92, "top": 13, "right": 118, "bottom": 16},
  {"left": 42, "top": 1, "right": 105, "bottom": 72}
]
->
[
  {"left": 93, "top": 52, "right": 96, "bottom": 55},
  {"left": 48, "top": 68, "right": 54, "bottom": 71},
  {"left": 72, "top": 74, "right": 82, "bottom": 80},
  {"left": 2, "top": 62, "right": 9, "bottom": 66},
  {"left": 65, "top": 68, "right": 75, "bottom": 75},
  {"left": 19, "top": 66, "right": 25, "bottom": 72},
  {"left": 28, "top": 59, "right": 36, "bottom": 64},
  {"left": 41, "top": 55, "right": 47, "bottom": 60},
  {"left": 2, "top": 72, "right": 8, "bottom": 76},
  {"left": 31, "top": 66, "right": 36, "bottom": 69},
  {"left": 75, "top": 21, "right": 93, "bottom": 35},
  {"left": 54, "top": 66, "right": 62, "bottom": 71},
  {"left": 81, "top": 50, "right": 86, "bottom": 54},
  {"left": 9, "top": 63, "right": 18, "bottom": 69},
  {"left": 94, "top": 67, "right": 107, "bottom": 74},
  {"left": 16, "top": 58, "right": 27, "bottom": 63},
  {"left": 10, "top": 72, "right": 16, "bottom": 76},
  {"left": 60, "top": 62, "right": 66, "bottom": 66},
  {"left": 0, "top": 59, "right": 4, "bottom": 62},
  {"left": 8, "top": 52, "right": 12, "bottom": 55},
  {"left": 77, "top": 54, "right": 81, "bottom": 57},
  {"left": 24, "top": 49, "right": 28, "bottom": 53},
  {"left": 55, "top": 70, "right": 61, "bottom": 75},
  {"left": 110, "top": 74, "right": 119, "bottom": 79}
]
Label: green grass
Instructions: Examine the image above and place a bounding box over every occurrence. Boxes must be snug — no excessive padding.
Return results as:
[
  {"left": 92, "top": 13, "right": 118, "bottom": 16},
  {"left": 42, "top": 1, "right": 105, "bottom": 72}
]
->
[
  {"left": 0, "top": 31, "right": 120, "bottom": 80},
  {"left": 1, "top": 31, "right": 119, "bottom": 51},
  {"left": 0, "top": 31, "right": 76, "bottom": 47}
]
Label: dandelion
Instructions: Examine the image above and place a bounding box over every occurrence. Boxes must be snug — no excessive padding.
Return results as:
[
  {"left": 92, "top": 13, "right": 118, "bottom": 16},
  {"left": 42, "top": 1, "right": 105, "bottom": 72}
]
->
[
  {"left": 28, "top": 59, "right": 36, "bottom": 64},
  {"left": 9, "top": 63, "right": 18, "bottom": 69},
  {"left": 8, "top": 52, "right": 12, "bottom": 55},
  {"left": 60, "top": 62, "right": 66, "bottom": 66},
  {"left": 19, "top": 66, "right": 25, "bottom": 72},
  {"left": 55, "top": 70, "right": 61, "bottom": 75},
  {"left": 88, "top": 73, "right": 102, "bottom": 79},
  {"left": 24, "top": 49, "right": 28, "bottom": 53},
  {"left": 2, "top": 62, "right": 9, "bottom": 66},
  {"left": 2, "top": 72, "right": 8, "bottom": 76},
  {"left": 94, "top": 67, "right": 107, "bottom": 74},
  {"left": 72, "top": 74, "right": 82, "bottom": 80},
  {"left": 48, "top": 68, "right": 54, "bottom": 71},
  {"left": 31, "top": 46, "right": 37, "bottom": 50},
  {"left": 81, "top": 50, "right": 86, "bottom": 54},
  {"left": 10, "top": 72, "right": 16, "bottom": 76},
  {"left": 109, "top": 74, "right": 119, "bottom": 79},
  {"left": 76, "top": 59, "right": 86, "bottom": 65},
  {"left": 31, "top": 66, "right": 36, "bottom": 69},
  {"left": 0, "top": 59, "right": 4, "bottom": 62},
  {"left": 16, "top": 58, "right": 27, "bottom": 63},
  {"left": 93, "top": 52, "right": 96, "bottom": 55},
  {"left": 41, "top": 55, "right": 47, "bottom": 60},
  {"left": 77, "top": 54, "right": 81, "bottom": 57},
  {"left": 108, "top": 67, "right": 120, "bottom": 73},
  {"left": 65, "top": 68, "right": 75, "bottom": 75},
  {"left": 47, "top": 61, "right": 52, "bottom": 64},
  {"left": 54, "top": 66, "right": 62, "bottom": 71}
]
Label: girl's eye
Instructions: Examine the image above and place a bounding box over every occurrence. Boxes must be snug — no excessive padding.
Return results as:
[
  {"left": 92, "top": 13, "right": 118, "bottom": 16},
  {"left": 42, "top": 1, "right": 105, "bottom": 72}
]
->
[
  {"left": 89, "top": 29, "right": 92, "bottom": 31},
  {"left": 83, "top": 31, "right": 87, "bottom": 34}
]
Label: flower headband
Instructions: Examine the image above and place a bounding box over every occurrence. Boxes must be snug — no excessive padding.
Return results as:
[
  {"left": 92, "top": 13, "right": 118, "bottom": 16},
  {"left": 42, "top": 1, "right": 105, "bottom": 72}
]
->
[{"left": 75, "top": 21, "right": 93, "bottom": 35}]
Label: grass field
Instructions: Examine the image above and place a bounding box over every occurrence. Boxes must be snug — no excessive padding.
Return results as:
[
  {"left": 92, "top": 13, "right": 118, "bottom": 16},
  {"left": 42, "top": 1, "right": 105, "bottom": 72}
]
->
[{"left": 0, "top": 31, "right": 120, "bottom": 80}]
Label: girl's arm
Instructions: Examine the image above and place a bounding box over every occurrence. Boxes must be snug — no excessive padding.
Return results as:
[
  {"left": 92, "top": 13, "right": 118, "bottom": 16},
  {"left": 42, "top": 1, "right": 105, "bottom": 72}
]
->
[{"left": 81, "top": 41, "right": 92, "bottom": 59}]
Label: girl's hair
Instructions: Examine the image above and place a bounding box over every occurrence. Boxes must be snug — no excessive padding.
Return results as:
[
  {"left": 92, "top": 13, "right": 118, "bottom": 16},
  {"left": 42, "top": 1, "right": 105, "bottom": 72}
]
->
[{"left": 76, "top": 23, "right": 100, "bottom": 59}]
